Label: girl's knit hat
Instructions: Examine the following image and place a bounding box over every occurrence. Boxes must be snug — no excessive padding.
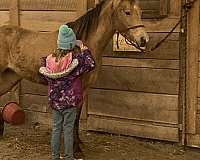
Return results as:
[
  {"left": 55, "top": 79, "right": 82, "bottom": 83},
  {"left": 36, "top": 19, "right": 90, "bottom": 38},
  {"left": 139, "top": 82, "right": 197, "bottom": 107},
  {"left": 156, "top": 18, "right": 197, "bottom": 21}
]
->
[{"left": 57, "top": 25, "right": 76, "bottom": 50}]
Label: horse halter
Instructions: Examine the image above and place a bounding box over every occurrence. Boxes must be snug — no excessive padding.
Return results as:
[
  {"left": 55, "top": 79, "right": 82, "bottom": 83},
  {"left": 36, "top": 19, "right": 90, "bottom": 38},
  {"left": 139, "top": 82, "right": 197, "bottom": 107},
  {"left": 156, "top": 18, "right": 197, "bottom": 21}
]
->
[
  {"left": 116, "top": 24, "right": 145, "bottom": 51},
  {"left": 116, "top": 0, "right": 198, "bottom": 53},
  {"left": 119, "top": 24, "right": 145, "bottom": 33}
]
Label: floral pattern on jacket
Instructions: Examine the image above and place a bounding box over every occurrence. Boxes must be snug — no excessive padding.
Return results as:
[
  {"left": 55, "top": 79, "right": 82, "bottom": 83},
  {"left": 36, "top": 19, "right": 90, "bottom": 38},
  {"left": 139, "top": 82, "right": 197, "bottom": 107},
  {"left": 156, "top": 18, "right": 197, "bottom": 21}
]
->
[{"left": 40, "top": 49, "right": 95, "bottom": 110}]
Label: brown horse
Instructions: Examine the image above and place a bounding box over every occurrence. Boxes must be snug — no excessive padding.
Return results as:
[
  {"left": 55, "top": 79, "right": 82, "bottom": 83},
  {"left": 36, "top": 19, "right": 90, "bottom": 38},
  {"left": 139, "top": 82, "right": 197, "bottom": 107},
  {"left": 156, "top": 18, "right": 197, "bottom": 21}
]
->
[{"left": 0, "top": 0, "right": 149, "bottom": 156}]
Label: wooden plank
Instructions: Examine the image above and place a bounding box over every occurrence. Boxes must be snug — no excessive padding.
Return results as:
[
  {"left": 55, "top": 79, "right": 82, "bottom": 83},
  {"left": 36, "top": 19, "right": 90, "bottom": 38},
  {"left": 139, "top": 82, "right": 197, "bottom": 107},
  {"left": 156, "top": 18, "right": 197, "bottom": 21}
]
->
[
  {"left": 139, "top": 0, "right": 160, "bottom": 10},
  {"left": 93, "top": 66, "right": 179, "bottom": 95},
  {"left": 197, "top": 98, "right": 200, "bottom": 111},
  {"left": 25, "top": 110, "right": 52, "bottom": 126},
  {"left": 186, "top": 0, "right": 199, "bottom": 134},
  {"left": 20, "top": 11, "right": 78, "bottom": 31},
  {"left": 20, "top": 0, "right": 79, "bottom": 11},
  {"left": 196, "top": 114, "right": 200, "bottom": 134},
  {"left": 96, "top": 0, "right": 169, "bottom": 19},
  {"left": 143, "top": 17, "right": 180, "bottom": 32},
  {"left": 0, "top": 0, "right": 9, "bottom": 10},
  {"left": 0, "top": 11, "right": 9, "bottom": 26},
  {"left": 169, "top": 0, "right": 181, "bottom": 16},
  {"left": 105, "top": 33, "right": 179, "bottom": 60},
  {"left": 88, "top": 89, "right": 178, "bottom": 124},
  {"left": 20, "top": 86, "right": 86, "bottom": 119},
  {"left": 138, "top": 0, "right": 170, "bottom": 18},
  {"left": 187, "top": 134, "right": 200, "bottom": 148},
  {"left": 102, "top": 57, "right": 179, "bottom": 69},
  {"left": 160, "top": 0, "right": 169, "bottom": 16},
  {"left": 20, "top": 94, "right": 49, "bottom": 113},
  {"left": 9, "top": 0, "right": 20, "bottom": 26},
  {"left": 21, "top": 13, "right": 179, "bottom": 32},
  {"left": 25, "top": 110, "right": 86, "bottom": 129},
  {"left": 77, "top": 0, "right": 87, "bottom": 17},
  {"left": 2, "top": 0, "right": 80, "bottom": 11},
  {"left": 87, "top": 116, "right": 179, "bottom": 142},
  {"left": 20, "top": 80, "right": 47, "bottom": 96}
]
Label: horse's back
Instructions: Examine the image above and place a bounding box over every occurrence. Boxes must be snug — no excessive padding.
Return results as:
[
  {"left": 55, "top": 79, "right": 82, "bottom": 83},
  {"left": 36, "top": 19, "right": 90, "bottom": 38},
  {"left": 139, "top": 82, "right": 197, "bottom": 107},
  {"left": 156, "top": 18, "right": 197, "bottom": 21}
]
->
[{"left": 5, "top": 26, "right": 58, "bottom": 83}]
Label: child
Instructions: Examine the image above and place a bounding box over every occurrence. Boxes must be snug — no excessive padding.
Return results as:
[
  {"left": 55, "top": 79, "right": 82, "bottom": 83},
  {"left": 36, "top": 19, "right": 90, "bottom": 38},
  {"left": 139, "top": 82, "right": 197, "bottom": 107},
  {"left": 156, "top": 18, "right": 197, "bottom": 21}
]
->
[{"left": 39, "top": 25, "right": 95, "bottom": 160}]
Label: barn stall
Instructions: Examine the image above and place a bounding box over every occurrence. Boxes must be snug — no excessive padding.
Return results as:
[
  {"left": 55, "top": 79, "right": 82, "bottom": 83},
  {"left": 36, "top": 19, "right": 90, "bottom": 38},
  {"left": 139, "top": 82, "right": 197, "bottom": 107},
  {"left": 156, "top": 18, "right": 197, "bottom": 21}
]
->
[{"left": 0, "top": 0, "right": 199, "bottom": 148}]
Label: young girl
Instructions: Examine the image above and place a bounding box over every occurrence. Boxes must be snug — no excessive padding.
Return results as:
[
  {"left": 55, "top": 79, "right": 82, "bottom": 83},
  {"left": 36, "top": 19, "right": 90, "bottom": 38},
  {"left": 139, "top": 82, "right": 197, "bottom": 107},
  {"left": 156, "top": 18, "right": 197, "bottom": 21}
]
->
[{"left": 39, "top": 25, "right": 95, "bottom": 160}]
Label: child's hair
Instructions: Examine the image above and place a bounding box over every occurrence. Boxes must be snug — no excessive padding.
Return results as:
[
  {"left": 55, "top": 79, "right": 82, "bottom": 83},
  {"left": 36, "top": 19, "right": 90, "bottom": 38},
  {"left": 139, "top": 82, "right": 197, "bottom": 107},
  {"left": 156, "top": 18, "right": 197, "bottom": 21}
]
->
[{"left": 52, "top": 45, "right": 81, "bottom": 62}]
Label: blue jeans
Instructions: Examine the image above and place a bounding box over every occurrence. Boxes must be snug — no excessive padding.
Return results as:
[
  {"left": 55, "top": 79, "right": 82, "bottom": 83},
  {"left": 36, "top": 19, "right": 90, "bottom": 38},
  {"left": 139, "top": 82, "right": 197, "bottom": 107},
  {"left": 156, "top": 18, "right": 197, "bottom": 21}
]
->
[{"left": 51, "top": 107, "right": 77, "bottom": 160}]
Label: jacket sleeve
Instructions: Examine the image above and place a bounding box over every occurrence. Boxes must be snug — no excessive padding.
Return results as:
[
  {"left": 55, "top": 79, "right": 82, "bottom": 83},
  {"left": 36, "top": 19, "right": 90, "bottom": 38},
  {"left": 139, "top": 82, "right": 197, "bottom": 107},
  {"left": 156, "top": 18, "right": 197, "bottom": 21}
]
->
[
  {"left": 38, "top": 57, "right": 49, "bottom": 85},
  {"left": 58, "top": 49, "right": 95, "bottom": 82}
]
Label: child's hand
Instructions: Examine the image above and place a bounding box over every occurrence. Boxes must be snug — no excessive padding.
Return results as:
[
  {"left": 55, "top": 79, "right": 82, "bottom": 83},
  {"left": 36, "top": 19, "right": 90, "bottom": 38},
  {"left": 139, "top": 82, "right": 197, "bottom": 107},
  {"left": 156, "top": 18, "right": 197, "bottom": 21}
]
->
[
  {"left": 76, "top": 40, "right": 88, "bottom": 51},
  {"left": 76, "top": 40, "right": 83, "bottom": 48},
  {"left": 81, "top": 45, "right": 88, "bottom": 51}
]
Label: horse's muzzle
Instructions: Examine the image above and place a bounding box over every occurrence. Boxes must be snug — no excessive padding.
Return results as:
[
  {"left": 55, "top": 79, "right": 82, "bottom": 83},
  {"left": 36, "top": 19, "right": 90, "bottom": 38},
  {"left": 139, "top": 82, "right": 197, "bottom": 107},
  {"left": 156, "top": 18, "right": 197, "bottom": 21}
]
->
[{"left": 140, "top": 36, "right": 147, "bottom": 47}]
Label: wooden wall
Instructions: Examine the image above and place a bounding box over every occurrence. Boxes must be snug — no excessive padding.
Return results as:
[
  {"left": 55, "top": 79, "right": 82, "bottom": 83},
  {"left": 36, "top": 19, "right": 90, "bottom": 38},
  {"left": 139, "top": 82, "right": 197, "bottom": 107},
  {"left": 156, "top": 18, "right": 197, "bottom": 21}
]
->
[
  {"left": 0, "top": 0, "right": 86, "bottom": 30},
  {"left": 87, "top": 0, "right": 181, "bottom": 142},
  {"left": 0, "top": 0, "right": 183, "bottom": 142}
]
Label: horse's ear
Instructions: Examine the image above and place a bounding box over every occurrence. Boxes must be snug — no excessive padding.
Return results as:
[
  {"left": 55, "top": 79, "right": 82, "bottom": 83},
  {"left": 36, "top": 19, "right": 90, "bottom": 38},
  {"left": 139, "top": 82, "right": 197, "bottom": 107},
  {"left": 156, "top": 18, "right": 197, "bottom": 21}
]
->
[{"left": 111, "top": 0, "right": 121, "bottom": 9}]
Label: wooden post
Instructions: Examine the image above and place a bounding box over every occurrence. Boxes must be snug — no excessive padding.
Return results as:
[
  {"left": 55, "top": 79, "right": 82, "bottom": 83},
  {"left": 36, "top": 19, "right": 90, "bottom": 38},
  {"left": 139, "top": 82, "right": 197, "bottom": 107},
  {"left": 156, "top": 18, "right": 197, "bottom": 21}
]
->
[
  {"left": 9, "top": 0, "right": 20, "bottom": 26},
  {"left": 186, "top": 0, "right": 199, "bottom": 134},
  {"left": 179, "top": 0, "right": 187, "bottom": 145}
]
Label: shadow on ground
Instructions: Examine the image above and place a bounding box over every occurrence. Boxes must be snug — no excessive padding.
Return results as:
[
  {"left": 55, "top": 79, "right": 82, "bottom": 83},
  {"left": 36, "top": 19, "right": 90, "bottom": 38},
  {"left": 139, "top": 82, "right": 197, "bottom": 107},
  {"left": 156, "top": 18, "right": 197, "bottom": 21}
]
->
[{"left": 0, "top": 124, "right": 200, "bottom": 160}]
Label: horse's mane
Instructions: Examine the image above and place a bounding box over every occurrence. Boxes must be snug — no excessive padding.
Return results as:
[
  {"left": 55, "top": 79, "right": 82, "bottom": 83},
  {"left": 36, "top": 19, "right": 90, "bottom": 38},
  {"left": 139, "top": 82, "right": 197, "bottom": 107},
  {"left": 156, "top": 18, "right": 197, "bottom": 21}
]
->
[{"left": 67, "top": 1, "right": 105, "bottom": 41}]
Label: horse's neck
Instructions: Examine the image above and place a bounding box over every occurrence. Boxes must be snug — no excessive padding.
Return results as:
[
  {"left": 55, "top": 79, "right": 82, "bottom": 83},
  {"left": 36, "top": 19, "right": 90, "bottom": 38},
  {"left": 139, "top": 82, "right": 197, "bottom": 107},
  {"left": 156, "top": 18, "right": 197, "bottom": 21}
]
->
[{"left": 88, "top": 2, "right": 115, "bottom": 59}]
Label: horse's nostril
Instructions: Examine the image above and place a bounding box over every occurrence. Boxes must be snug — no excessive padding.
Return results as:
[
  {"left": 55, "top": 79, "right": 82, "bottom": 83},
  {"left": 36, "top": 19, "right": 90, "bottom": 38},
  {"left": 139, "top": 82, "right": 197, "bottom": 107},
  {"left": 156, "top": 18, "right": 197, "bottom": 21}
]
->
[{"left": 140, "top": 37, "right": 146, "bottom": 47}]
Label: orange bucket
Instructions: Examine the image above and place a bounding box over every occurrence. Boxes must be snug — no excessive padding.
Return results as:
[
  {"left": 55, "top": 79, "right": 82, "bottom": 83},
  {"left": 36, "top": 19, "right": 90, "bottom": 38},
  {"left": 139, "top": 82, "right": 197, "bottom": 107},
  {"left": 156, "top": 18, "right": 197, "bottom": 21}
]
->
[{"left": 2, "top": 102, "right": 25, "bottom": 125}]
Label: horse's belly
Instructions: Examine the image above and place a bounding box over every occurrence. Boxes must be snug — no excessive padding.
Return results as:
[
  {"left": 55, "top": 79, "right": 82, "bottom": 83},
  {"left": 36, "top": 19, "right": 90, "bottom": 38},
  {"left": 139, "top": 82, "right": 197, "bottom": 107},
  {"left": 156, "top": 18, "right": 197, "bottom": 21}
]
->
[{"left": 8, "top": 53, "right": 43, "bottom": 83}]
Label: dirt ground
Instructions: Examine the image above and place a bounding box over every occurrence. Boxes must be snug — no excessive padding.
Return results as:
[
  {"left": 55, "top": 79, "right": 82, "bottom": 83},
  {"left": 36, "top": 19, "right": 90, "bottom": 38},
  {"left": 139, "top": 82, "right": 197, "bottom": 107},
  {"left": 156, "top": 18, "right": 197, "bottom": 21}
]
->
[{"left": 0, "top": 124, "right": 200, "bottom": 160}]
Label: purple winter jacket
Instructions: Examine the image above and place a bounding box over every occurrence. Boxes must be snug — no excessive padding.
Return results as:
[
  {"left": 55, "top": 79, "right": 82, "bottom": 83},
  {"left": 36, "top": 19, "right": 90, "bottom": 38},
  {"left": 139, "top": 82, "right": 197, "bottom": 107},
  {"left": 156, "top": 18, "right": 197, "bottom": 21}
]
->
[{"left": 40, "top": 49, "right": 95, "bottom": 110}]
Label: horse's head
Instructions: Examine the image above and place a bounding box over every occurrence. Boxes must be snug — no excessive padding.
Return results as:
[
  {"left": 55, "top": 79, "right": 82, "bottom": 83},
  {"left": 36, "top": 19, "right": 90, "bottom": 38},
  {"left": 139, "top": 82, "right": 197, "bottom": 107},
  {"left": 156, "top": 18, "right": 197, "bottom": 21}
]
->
[{"left": 111, "top": 0, "right": 149, "bottom": 47}]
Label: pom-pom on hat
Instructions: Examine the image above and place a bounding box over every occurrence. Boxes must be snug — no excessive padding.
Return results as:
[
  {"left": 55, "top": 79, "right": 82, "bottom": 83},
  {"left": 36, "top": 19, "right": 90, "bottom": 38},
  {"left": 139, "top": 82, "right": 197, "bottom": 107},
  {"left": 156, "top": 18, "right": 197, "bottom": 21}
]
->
[{"left": 57, "top": 25, "right": 76, "bottom": 50}]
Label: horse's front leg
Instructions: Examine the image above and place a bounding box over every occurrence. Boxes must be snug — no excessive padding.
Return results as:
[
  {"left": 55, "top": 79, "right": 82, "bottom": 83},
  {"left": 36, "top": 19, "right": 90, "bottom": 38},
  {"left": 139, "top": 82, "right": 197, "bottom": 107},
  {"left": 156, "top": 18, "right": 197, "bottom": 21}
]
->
[
  {"left": 0, "top": 69, "right": 22, "bottom": 136},
  {"left": 0, "top": 69, "right": 22, "bottom": 96},
  {"left": 73, "top": 105, "right": 84, "bottom": 158},
  {"left": 0, "top": 111, "right": 4, "bottom": 137}
]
